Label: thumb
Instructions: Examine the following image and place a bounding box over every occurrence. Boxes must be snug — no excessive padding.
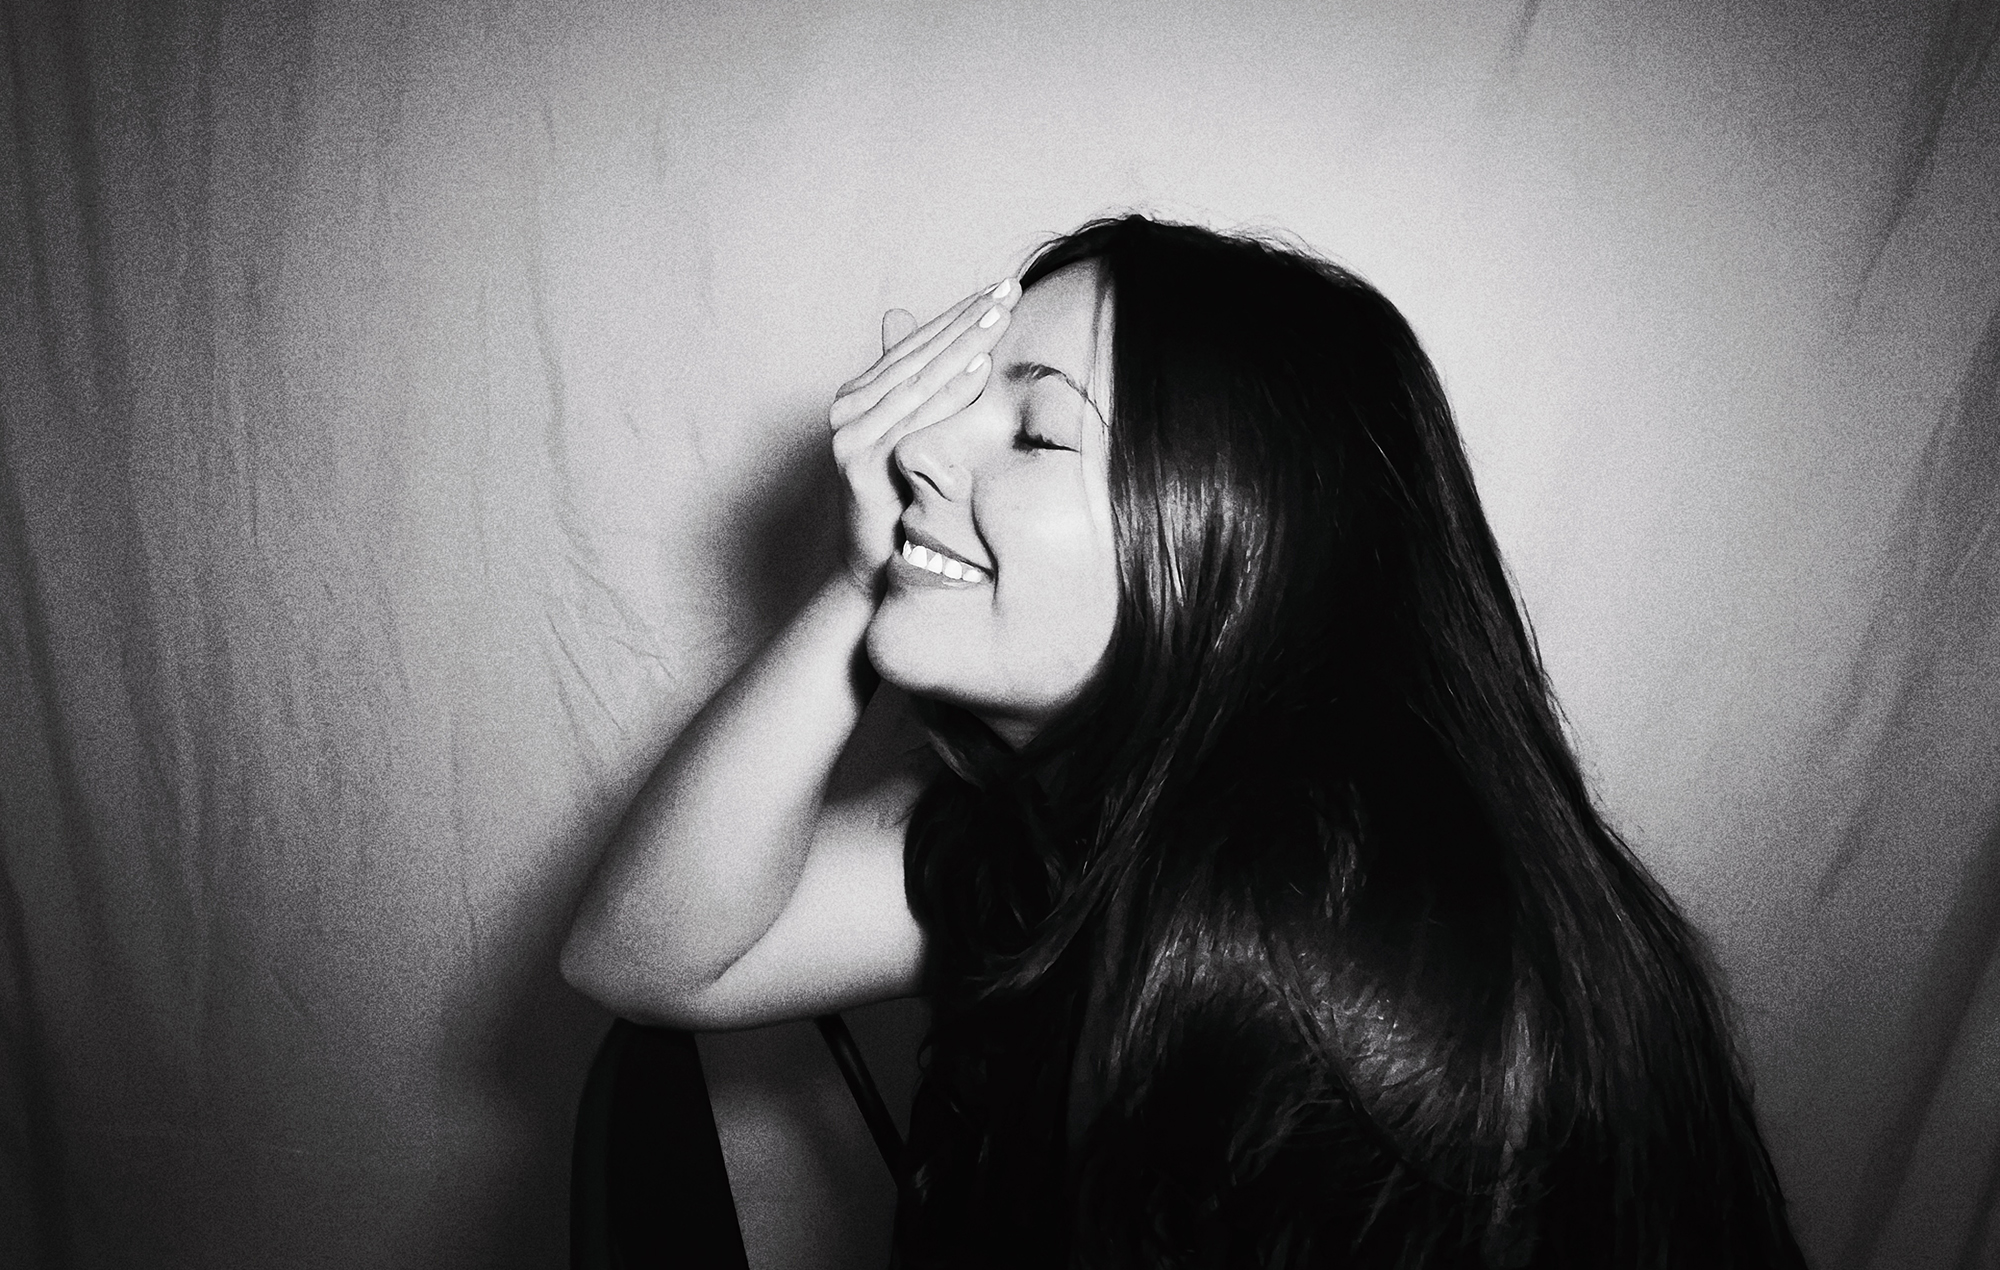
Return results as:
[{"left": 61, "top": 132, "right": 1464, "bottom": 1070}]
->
[{"left": 880, "top": 307, "right": 917, "bottom": 354}]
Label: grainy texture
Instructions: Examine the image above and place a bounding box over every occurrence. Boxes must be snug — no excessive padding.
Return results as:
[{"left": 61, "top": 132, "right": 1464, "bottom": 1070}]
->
[{"left": 0, "top": 1, "right": 1994, "bottom": 1266}]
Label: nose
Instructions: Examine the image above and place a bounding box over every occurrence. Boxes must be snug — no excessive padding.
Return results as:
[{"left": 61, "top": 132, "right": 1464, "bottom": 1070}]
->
[{"left": 891, "top": 411, "right": 972, "bottom": 504}]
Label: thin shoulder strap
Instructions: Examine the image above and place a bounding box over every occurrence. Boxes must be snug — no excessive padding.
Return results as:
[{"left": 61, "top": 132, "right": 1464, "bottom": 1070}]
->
[{"left": 815, "top": 1013, "right": 905, "bottom": 1178}]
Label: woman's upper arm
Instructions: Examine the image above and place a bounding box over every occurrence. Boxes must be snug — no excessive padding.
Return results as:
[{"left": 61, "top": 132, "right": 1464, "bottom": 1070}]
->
[{"left": 645, "top": 761, "right": 930, "bottom": 1031}]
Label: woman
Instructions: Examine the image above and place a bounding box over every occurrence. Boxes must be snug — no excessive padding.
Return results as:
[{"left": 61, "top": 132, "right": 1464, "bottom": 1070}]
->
[{"left": 562, "top": 216, "right": 1806, "bottom": 1267}]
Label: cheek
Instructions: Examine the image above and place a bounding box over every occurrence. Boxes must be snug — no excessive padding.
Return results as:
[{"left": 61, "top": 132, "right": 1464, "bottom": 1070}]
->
[
  {"left": 863, "top": 468, "right": 1119, "bottom": 718},
  {"left": 985, "top": 484, "right": 1119, "bottom": 687}
]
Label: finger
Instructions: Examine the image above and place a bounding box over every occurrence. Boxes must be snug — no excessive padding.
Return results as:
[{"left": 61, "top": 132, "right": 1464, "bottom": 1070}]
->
[
  {"left": 837, "top": 290, "right": 985, "bottom": 401},
  {"left": 838, "top": 283, "right": 1015, "bottom": 423},
  {"left": 839, "top": 351, "right": 990, "bottom": 476},
  {"left": 885, "top": 277, "right": 1019, "bottom": 368},
  {"left": 853, "top": 303, "right": 1012, "bottom": 441},
  {"left": 831, "top": 279, "right": 1018, "bottom": 430},
  {"left": 881, "top": 308, "right": 917, "bottom": 355},
  {"left": 849, "top": 277, "right": 1018, "bottom": 397},
  {"left": 883, "top": 278, "right": 1018, "bottom": 368},
  {"left": 878, "top": 350, "right": 993, "bottom": 453}
]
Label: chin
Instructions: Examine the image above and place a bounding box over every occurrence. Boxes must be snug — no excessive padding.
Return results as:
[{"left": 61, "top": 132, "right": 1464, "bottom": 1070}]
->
[
  {"left": 865, "top": 604, "right": 1097, "bottom": 750},
  {"left": 864, "top": 598, "right": 964, "bottom": 701}
]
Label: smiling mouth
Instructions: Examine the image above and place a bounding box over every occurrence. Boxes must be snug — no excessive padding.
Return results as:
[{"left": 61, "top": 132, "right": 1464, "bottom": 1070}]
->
[{"left": 898, "top": 536, "right": 989, "bottom": 584}]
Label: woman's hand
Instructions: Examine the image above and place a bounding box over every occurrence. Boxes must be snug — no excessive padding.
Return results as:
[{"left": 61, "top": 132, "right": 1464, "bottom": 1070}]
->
[
  {"left": 565, "top": 281, "right": 1020, "bottom": 1027},
  {"left": 830, "top": 278, "right": 1021, "bottom": 595}
]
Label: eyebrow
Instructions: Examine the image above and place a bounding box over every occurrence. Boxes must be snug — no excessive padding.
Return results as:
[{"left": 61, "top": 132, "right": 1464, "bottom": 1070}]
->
[{"left": 1001, "top": 360, "right": 1107, "bottom": 424}]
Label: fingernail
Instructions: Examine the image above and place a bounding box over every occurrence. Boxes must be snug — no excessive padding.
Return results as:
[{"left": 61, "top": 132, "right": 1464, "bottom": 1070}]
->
[
  {"left": 978, "top": 305, "right": 1002, "bottom": 329},
  {"left": 964, "top": 352, "right": 989, "bottom": 375},
  {"left": 990, "top": 278, "right": 1018, "bottom": 303}
]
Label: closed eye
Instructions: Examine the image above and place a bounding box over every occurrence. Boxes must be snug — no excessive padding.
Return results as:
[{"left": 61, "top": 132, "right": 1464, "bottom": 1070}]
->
[{"left": 1014, "top": 424, "right": 1074, "bottom": 453}]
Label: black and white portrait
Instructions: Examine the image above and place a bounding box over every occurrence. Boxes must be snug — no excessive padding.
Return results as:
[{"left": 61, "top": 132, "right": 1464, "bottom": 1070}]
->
[{"left": 3, "top": 2, "right": 1997, "bottom": 1267}]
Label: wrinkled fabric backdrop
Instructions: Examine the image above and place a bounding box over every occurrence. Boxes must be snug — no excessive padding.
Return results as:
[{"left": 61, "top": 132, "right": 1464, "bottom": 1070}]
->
[{"left": 2, "top": 0, "right": 1997, "bottom": 1266}]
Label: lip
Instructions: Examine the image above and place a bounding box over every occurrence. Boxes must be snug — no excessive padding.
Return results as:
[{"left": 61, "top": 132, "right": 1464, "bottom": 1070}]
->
[
  {"left": 892, "top": 521, "right": 991, "bottom": 589},
  {"left": 901, "top": 522, "right": 988, "bottom": 568}
]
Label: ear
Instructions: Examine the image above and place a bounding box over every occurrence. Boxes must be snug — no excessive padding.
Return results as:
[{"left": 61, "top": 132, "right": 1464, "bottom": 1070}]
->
[{"left": 881, "top": 308, "right": 917, "bottom": 354}]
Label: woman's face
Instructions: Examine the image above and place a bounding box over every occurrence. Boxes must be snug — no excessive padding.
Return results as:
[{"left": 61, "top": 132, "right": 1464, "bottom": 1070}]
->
[{"left": 866, "top": 263, "right": 1120, "bottom": 748}]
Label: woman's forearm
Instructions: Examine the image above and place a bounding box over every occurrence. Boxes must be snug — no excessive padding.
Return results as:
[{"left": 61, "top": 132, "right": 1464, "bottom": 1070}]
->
[
  {"left": 559, "top": 573, "right": 879, "bottom": 1017},
  {"left": 562, "top": 279, "right": 1019, "bottom": 1024}
]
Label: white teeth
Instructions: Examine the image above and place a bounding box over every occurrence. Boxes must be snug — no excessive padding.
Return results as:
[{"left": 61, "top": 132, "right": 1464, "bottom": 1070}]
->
[{"left": 899, "top": 534, "right": 988, "bottom": 584}]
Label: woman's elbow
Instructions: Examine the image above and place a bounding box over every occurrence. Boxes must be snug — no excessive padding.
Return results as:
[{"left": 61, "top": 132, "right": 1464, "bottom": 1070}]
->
[
  {"left": 558, "top": 924, "right": 721, "bottom": 1030},
  {"left": 557, "top": 926, "right": 615, "bottom": 1006}
]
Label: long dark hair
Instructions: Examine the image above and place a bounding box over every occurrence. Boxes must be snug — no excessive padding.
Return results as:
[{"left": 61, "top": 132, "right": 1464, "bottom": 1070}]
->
[{"left": 894, "top": 216, "right": 1802, "bottom": 1268}]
